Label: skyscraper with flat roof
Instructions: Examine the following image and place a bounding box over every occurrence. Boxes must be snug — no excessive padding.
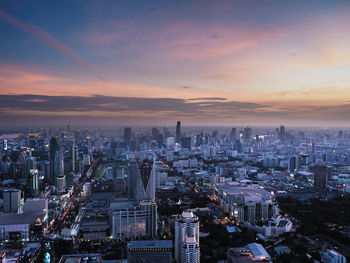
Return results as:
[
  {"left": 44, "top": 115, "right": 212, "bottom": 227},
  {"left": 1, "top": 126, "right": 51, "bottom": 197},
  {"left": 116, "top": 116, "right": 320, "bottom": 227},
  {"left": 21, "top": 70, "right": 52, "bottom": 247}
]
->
[
  {"left": 124, "top": 127, "right": 132, "bottom": 145},
  {"left": 3, "top": 189, "right": 23, "bottom": 214},
  {"left": 176, "top": 121, "right": 181, "bottom": 143},
  {"left": 49, "top": 137, "right": 64, "bottom": 188},
  {"left": 311, "top": 164, "right": 328, "bottom": 198}
]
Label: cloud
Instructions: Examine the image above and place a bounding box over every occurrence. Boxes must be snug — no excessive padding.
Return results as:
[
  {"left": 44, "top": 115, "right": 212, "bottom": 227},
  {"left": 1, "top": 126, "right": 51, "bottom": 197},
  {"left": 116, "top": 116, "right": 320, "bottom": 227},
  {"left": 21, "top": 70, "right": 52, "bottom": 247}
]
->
[
  {"left": 0, "top": 94, "right": 264, "bottom": 116},
  {"left": 0, "top": 94, "right": 350, "bottom": 126},
  {"left": 0, "top": 9, "right": 90, "bottom": 68},
  {"left": 187, "top": 97, "right": 227, "bottom": 101}
]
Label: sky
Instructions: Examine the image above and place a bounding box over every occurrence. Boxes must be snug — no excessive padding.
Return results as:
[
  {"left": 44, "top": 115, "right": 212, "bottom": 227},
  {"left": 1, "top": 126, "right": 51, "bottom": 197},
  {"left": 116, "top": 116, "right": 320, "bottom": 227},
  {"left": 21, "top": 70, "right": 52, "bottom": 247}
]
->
[{"left": 1, "top": 0, "right": 350, "bottom": 127}]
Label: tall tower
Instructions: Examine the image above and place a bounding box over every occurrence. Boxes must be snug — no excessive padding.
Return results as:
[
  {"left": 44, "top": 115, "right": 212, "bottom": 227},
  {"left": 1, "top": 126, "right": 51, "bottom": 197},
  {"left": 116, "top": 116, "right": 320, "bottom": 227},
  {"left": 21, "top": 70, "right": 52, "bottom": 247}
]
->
[
  {"left": 49, "top": 137, "right": 64, "bottom": 188},
  {"left": 71, "top": 143, "right": 78, "bottom": 172},
  {"left": 176, "top": 121, "right": 181, "bottom": 143},
  {"left": 175, "top": 211, "right": 200, "bottom": 263}
]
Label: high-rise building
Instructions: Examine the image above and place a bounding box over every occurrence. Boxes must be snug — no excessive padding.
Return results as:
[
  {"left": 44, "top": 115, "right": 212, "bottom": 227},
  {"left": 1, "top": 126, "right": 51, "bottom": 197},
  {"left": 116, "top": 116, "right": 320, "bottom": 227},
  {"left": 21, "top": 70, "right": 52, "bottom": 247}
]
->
[
  {"left": 128, "top": 160, "right": 138, "bottom": 200},
  {"left": 71, "top": 144, "right": 78, "bottom": 172},
  {"left": 176, "top": 121, "right": 181, "bottom": 143},
  {"left": 3, "top": 189, "right": 23, "bottom": 214},
  {"left": 128, "top": 159, "right": 156, "bottom": 202},
  {"left": 183, "top": 236, "right": 200, "bottom": 263},
  {"left": 288, "top": 156, "right": 300, "bottom": 172},
  {"left": 29, "top": 169, "right": 39, "bottom": 197},
  {"left": 230, "top": 128, "right": 236, "bottom": 142},
  {"left": 57, "top": 175, "right": 66, "bottom": 193},
  {"left": 280, "top": 125, "right": 285, "bottom": 143},
  {"left": 124, "top": 127, "right": 132, "bottom": 144},
  {"left": 127, "top": 240, "right": 172, "bottom": 263},
  {"left": 83, "top": 182, "right": 92, "bottom": 197},
  {"left": 111, "top": 200, "right": 157, "bottom": 239},
  {"left": 311, "top": 164, "right": 328, "bottom": 198},
  {"left": 49, "top": 137, "right": 64, "bottom": 188},
  {"left": 181, "top": 137, "right": 191, "bottom": 149},
  {"left": 243, "top": 127, "right": 252, "bottom": 142},
  {"left": 175, "top": 211, "right": 200, "bottom": 263}
]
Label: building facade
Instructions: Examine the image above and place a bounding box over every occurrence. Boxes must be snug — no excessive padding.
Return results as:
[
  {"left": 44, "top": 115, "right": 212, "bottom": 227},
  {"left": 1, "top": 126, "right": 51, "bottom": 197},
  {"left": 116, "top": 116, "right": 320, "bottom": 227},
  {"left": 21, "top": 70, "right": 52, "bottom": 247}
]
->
[{"left": 175, "top": 211, "right": 200, "bottom": 263}]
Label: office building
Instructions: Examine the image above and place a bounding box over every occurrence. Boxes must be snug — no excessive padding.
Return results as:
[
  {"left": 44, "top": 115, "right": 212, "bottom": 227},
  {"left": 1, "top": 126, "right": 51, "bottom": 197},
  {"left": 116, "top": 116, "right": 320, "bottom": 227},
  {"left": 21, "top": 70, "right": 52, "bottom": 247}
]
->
[
  {"left": 111, "top": 200, "right": 157, "bottom": 239},
  {"left": 128, "top": 159, "right": 156, "bottom": 202},
  {"left": 83, "top": 182, "right": 92, "bottom": 197},
  {"left": 29, "top": 169, "right": 39, "bottom": 197},
  {"left": 243, "top": 127, "right": 252, "bottom": 142},
  {"left": 3, "top": 189, "right": 23, "bottom": 214},
  {"left": 127, "top": 240, "right": 172, "bottom": 263},
  {"left": 175, "top": 211, "right": 200, "bottom": 263},
  {"left": 49, "top": 137, "right": 64, "bottom": 188},
  {"left": 124, "top": 127, "right": 132, "bottom": 144},
  {"left": 230, "top": 128, "right": 236, "bottom": 142},
  {"left": 280, "top": 125, "right": 285, "bottom": 143},
  {"left": 311, "top": 164, "right": 328, "bottom": 198},
  {"left": 216, "top": 183, "right": 277, "bottom": 223},
  {"left": 71, "top": 144, "right": 78, "bottom": 172},
  {"left": 57, "top": 175, "right": 66, "bottom": 193},
  {"left": 181, "top": 137, "right": 191, "bottom": 149},
  {"left": 176, "top": 121, "right": 181, "bottom": 143}
]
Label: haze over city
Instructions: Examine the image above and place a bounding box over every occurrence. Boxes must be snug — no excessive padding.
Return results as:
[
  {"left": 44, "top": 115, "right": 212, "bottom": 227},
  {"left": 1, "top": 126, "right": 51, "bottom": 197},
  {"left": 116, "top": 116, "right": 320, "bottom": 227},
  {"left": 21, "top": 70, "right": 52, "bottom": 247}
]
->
[{"left": 1, "top": 1, "right": 350, "bottom": 126}]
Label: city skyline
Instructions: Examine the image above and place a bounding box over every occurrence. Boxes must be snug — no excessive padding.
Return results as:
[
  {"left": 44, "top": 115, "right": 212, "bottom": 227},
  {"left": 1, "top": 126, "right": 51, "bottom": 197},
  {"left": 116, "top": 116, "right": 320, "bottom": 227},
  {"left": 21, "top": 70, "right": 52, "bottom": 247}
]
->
[{"left": 1, "top": 1, "right": 350, "bottom": 126}]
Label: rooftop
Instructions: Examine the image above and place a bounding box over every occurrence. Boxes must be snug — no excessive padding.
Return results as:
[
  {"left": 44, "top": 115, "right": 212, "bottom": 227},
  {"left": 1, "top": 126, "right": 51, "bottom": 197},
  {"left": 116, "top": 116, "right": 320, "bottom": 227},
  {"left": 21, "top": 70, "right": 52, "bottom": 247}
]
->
[{"left": 128, "top": 240, "right": 172, "bottom": 249}]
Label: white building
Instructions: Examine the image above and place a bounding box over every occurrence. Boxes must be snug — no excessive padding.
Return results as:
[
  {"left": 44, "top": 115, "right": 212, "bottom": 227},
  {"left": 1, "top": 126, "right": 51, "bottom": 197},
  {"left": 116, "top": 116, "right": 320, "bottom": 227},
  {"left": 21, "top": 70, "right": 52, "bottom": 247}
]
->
[
  {"left": 216, "top": 183, "right": 278, "bottom": 223},
  {"left": 175, "top": 211, "right": 200, "bottom": 263},
  {"left": 111, "top": 200, "right": 157, "bottom": 240},
  {"left": 245, "top": 216, "right": 293, "bottom": 237},
  {"left": 321, "top": 250, "right": 347, "bottom": 263},
  {"left": 182, "top": 236, "right": 200, "bottom": 263}
]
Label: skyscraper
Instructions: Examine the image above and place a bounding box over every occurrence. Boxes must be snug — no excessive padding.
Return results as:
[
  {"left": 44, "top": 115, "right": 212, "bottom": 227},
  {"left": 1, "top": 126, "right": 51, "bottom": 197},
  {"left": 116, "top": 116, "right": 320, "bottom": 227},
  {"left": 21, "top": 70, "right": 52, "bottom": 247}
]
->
[
  {"left": 124, "top": 127, "right": 132, "bottom": 144},
  {"left": 29, "top": 169, "right": 39, "bottom": 197},
  {"left": 230, "top": 128, "right": 236, "bottom": 142},
  {"left": 243, "top": 127, "right": 252, "bottom": 142},
  {"left": 176, "top": 121, "right": 181, "bottom": 143},
  {"left": 3, "top": 189, "right": 23, "bottom": 214},
  {"left": 71, "top": 143, "right": 78, "bottom": 172},
  {"left": 311, "top": 164, "right": 328, "bottom": 198},
  {"left": 128, "top": 159, "right": 156, "bottom": 202},
  {"left": 280, "top": 125, "right": 285, "bottom": 143},
  {"left": 128, "top": 160, "right": 138, "bottom": 200},
  {"left": 49, "top": 137, "right": 64, "bottom": 188},
  {"left": 175, "top": 211, "right": 200, "bottom": 263}
]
